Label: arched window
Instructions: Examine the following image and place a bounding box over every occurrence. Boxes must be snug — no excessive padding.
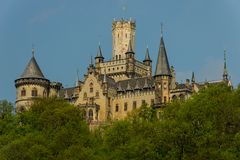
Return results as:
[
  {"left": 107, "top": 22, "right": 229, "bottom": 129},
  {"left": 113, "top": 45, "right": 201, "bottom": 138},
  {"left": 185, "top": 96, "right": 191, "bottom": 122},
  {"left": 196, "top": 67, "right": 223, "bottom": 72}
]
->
[
  {"left": 83, "top": 92, "right": 87, "bottom": 99},
  {"left": 116, "top": 55, "right": 118, "bottom": 60},
  {"left": 172, "top": 95, "right": 177, "bottom": 101},
  {"left": 31, "top": 88, "right": 38, "bottom": 97},
  {"left": 179, "top": 94, "right": 185, "bottom": 101},
  {"left": 124, "top": 102, "right": 128, "bottom": 111},
  {"left": 88, "top": 109, "right": 93, "bottom": 120},
  {"left": 115, "top": 104, "right": 119, "bottom": 112},
  {"left": 119, "top": 55, "right": 121, "bottom": 59},
  {"left": 21, "top": 88, "right": 26, "bottom": 97},
  {"left": 82, "top": 110, "right": 87, "bottom": 119},
  {"left": 96, "top": 91, "right": 99, "bottom": 98},
  {"left": 89, "top": 83, "right": 93, "bottom": 93}
]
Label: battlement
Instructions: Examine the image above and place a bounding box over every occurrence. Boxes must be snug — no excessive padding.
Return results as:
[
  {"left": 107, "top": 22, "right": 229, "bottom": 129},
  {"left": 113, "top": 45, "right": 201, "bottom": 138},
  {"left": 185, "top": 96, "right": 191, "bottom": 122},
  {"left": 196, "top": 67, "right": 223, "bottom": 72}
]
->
[{"left": 112, "top": 18, "right": 136, "bottom": 30}]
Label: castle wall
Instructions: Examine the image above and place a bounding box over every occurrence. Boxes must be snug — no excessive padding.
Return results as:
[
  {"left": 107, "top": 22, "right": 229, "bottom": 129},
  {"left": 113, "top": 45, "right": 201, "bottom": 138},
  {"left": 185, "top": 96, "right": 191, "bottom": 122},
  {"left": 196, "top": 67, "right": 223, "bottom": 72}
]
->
[{"left": 112, "top": 90, "right": 155, "bottom": 119}]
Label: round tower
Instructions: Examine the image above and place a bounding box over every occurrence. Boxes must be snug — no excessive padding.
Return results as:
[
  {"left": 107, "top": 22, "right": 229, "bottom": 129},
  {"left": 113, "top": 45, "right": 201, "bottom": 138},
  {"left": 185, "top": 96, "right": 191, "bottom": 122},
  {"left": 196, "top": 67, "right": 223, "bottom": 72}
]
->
[
  {"left": 15, "top": 49, "right": 50, "bottom": 112},
  {"left": 112, "top": 18, "right": 136, "bottom": 60}
]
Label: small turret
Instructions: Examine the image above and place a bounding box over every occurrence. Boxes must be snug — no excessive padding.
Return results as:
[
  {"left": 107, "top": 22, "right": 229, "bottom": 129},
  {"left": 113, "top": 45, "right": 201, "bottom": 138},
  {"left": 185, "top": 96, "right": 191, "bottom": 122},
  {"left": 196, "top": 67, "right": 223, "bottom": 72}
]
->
[
  {"left": 143, "top": 47, "right": 152, "bottom": 66},
  {"left": 126, "top": 40, "right": 135, "bottom": 78}
]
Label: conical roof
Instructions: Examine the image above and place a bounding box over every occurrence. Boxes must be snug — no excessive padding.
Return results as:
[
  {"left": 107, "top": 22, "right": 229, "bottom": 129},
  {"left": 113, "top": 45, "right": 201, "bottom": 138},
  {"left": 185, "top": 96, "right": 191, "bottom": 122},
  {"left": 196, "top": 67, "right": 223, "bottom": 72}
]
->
[
  {"left": 126, "top": 39, "right": 135, "bottom": 54},
  {"left": 95, "top": 45, "right": 104, "bottom": 58},
  {"left": 21, "top": 55, "right": 45, "bottom": 79},
  {"left": 155, "top": 36, "right": 171, "bottom": 76},
  {"left": 143, "top": 47, "right": 151, "bottom": 62}
]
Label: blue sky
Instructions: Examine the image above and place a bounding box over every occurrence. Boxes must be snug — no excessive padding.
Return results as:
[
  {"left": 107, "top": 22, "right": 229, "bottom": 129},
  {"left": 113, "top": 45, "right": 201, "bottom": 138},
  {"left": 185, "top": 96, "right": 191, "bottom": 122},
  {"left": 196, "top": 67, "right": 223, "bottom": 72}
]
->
[{"left": 0, "top": 0, "right": 240, "bottom": 103}]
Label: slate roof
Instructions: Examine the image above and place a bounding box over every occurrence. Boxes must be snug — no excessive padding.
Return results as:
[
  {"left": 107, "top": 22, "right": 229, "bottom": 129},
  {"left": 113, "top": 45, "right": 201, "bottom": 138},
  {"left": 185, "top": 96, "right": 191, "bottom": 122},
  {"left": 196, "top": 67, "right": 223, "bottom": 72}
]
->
[
  {"left": 155, "top": 36, "right": 171, "bottom": 76},
  {"left": 98, "top": 74, "right": 117, "bottom": 88},
  {"left": 143, "top": 48, "right": 151, "bottom": 62},
  {"left": 95, "top": 45, "right": 104, "bottom": 58},
  {"left": 20, "top": 56, "right": 45, "bottom": 79},
  {"left": 117, "top": 77, "right": 154, "bottom": 92},
  {"left": 59, "top": 87, "right": 76, "bottom": 99}
]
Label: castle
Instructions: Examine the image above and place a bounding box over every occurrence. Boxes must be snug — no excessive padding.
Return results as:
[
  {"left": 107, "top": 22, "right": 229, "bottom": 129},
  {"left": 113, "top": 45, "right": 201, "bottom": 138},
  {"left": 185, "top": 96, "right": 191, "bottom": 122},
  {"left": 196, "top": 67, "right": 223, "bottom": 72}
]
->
[{"left": 15, "top": 19, "right": 231, "bottom": 123}]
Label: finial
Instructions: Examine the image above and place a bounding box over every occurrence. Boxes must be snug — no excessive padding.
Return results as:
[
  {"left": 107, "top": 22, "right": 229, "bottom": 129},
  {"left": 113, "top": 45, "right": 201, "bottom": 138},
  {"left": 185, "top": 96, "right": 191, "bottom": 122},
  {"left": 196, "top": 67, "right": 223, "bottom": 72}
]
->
[
  {"left": 32, "top": 44, "right": 35, "bottom": 57},
  {"left": 160, "top": 23, "right": 163, "bottom": 37},
  {"left": 224, "top": 49, "right": 227, "bottom": 69},
  {"left": 191, "top": 72, "right": 195, "bottom": 83}
]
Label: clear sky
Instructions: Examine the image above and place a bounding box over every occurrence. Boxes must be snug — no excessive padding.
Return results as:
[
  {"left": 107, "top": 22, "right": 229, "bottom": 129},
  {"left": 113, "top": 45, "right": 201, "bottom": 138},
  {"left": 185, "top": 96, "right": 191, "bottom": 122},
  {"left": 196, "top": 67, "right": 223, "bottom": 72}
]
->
[{"left": 0, "top": 0, "right": 240, "bottom": 103}]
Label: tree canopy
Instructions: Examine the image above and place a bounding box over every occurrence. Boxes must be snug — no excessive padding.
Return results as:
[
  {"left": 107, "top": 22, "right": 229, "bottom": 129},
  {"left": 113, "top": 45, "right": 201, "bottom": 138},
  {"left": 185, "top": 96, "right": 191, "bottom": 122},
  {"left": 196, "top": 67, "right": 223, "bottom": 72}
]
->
[{"left": 1, "top": 84, "right": 240, "bottom": 159}]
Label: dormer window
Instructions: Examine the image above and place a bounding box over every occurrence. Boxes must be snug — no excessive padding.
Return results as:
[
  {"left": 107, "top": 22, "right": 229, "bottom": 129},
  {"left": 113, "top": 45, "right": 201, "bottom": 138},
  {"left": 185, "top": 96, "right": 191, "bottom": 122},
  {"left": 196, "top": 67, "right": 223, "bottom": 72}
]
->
[{"left": 90, "top": 83, "right": 93, "bottom": 93}]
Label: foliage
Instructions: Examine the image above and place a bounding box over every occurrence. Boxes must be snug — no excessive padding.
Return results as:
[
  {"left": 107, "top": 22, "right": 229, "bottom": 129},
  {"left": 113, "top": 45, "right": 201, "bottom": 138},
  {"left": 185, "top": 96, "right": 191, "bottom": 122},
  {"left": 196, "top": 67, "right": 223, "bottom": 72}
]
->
[{"left": 1, "top": 84, "right": 240, "bottom": 159}]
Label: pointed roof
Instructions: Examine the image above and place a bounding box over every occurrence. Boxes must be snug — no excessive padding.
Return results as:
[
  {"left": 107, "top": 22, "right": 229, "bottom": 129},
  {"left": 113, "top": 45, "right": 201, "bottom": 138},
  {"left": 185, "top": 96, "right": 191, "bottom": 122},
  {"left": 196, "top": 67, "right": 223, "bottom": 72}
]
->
[
  {"left": 223, "top": 50, "right": 228, "bottom": 80},
  {"left": 143, "top": 47, "right": 152, "bottom": 62},
  {"left": 191, "top": 72, "right": 195, "bottom": 83},
  {"left": 20, "top": 50, "right": 45, "bottom": 79},
  {"left": 155, "top": 36, "right": 171, "bottom": 76},
  {"left": 126, "top": 39, "right": 135, "bottom": 54},
  {"left": 95, "top": 44, "right": 104, "bottom": 59}
]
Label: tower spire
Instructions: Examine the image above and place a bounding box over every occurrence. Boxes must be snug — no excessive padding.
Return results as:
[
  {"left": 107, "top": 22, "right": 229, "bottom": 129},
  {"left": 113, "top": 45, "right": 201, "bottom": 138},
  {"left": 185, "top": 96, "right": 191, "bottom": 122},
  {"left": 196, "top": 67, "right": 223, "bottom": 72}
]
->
[
  {"left": 155, "top": 32, "right": 171, "bottom": 76},
  {"left": 75, "top": 69, "right": 79, "bottom": 87},
  {"left": 223, "top": 50, "right": 228, "bottom": 81},
  {"left": 143, "top": 47, "right": 152, "bottom": 62},
  {"left": 191, "top": 72, "right": 195, "bottom": 83}
]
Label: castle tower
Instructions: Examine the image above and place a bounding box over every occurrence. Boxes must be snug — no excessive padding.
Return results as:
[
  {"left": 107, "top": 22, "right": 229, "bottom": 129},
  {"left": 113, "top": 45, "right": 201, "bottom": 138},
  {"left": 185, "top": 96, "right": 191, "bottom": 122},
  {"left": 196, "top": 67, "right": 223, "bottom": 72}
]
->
[
  {"left": 112, "top": 18, "right": 136, "bottom": 60},
  {"left": 15, "top": 48, "right": 50, "bottom": 112},
  {"left": 154, "top": 34, "right": 171, "bottom": 105}
]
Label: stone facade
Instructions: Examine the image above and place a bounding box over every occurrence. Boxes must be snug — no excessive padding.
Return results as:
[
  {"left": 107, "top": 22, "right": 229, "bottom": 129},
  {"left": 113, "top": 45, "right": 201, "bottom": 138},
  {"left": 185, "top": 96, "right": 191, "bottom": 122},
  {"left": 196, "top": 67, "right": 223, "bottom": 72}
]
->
[{"left": 15, "top": 18, "right": 231, "bottom": 125}]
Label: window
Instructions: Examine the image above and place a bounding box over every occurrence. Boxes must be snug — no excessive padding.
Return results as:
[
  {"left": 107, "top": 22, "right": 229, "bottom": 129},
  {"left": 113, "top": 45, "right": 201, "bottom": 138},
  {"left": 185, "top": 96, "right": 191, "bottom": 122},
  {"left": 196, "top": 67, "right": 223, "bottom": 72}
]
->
[
  {"left": 119, "top": 55, "right": 121, "bottom": 59},
  {"left": 151, "top": 99, "right": 154, "bottom": 106},
  {"left": 180, "top": 94, "right": 185, "bottom": 101},
  {"left": 116, "top": 55, "right": 118, "bottom": 60},
  {"left": 88, "top": 109, "right": 93, "bottom": 120},
  {"left": 43, "top": 90, "right": 47, "bottom": 97},
  {"left": 172, "top": 95, "right": 177, "bottom": 101},
  {"left": 115, "top": 104, "right": 119, "bottom": 112},
  {"left": 83, "top": 110, "right": 87, "bottom": 119},
  {"left": 125, "top": 33, "right": 127, "bottom": 38},
  {"left": 21, "top": 88, "right": 26, "bottom": 97},
  {"left": 90, "top": 83, "right": 93, "bottom": 93},
  {"left": 133, "top": 101, "right": 137, "bottom": 110},
  {"left": 83, "top": 92, "right": 87, "bottom": 99},
  {"left": 164, "top": 96, "right": 167, "bottom": 103},
  {"left": 124, "top": 102, "right": 128, "bottom": 111},
  {"left": 96, "top": 91, "right": 99, "bottom": 98},
  {"left": 31, "top": 88, "right": 38, "bottom": 97},
  {"left": 142, "top": 100, "right": 146, "bottom": 106}
]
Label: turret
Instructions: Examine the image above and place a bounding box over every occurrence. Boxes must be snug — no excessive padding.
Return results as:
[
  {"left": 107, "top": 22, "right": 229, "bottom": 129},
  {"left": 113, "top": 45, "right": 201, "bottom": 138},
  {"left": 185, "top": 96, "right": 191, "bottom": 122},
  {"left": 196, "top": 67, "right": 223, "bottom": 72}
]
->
[
  {"left": 95, "top": 44, "right": 104, "bottom": 72},
  {"left": 125, "top": 40, "right": 135, "bottom": 78},
  {"left": 154, "top": 27, "right": 171, "bottom": 105},
  {"left": 15, "top": 48, "right": 50, "bottom": 112},
  {"left": 143, "top": 47, "right": 152, "bottom": 77},
  {"left": 143, "top": 47, "right": 152, "bottom": 66}
]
